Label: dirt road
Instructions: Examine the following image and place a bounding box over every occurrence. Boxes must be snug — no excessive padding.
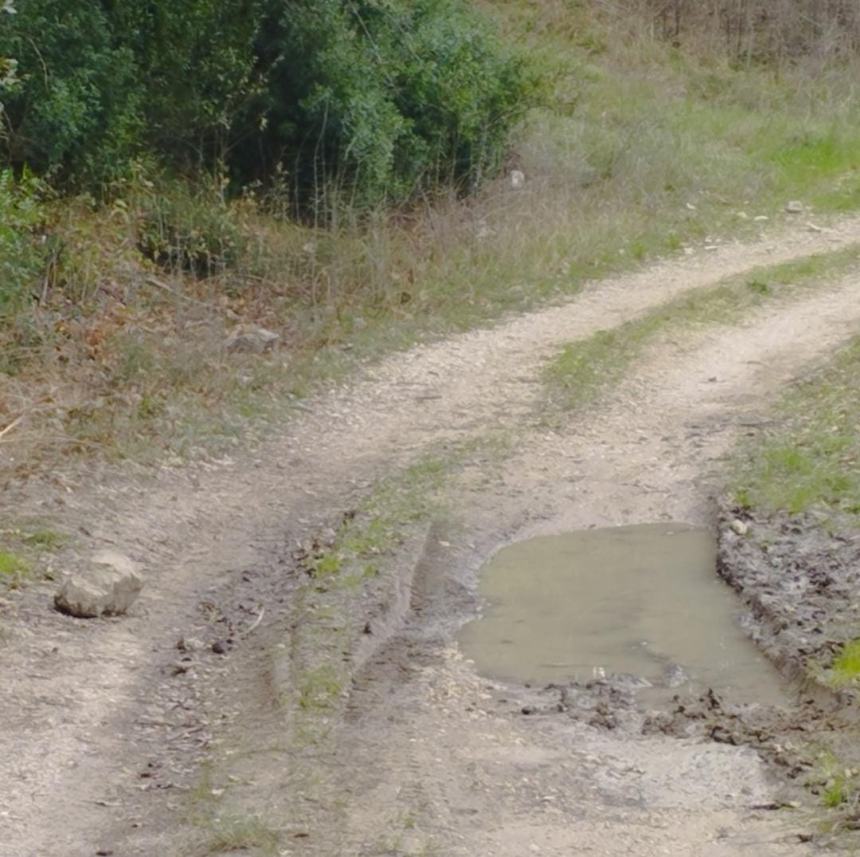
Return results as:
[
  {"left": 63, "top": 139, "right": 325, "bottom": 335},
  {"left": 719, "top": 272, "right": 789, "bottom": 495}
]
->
[{"left": 1, "top": 216, "right": 859, "bottom": 856}]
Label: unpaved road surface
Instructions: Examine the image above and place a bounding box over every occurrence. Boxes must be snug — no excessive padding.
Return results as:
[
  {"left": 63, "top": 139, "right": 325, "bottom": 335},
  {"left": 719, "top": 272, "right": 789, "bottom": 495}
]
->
[{"left": 1, "top": 216, "right": 860, "bottom": 857}]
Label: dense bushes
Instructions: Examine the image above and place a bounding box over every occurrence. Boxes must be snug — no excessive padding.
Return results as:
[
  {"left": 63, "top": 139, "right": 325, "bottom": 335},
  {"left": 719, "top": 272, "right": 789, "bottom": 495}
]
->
[
  {"left": 0, "top": 1, "right": 140, "bottom": 184},
  {"left": 0, "top": 0, "right": 532, "bottom": 206},
  {"left": 232, "top": 0, "right": 533, "bottom": 206}
]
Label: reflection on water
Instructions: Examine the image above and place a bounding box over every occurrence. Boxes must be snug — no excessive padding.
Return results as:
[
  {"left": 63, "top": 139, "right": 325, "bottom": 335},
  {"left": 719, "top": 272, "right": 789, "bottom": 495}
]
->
[{"left": 458, "top": 523, "right": 786, "bottom": 705}]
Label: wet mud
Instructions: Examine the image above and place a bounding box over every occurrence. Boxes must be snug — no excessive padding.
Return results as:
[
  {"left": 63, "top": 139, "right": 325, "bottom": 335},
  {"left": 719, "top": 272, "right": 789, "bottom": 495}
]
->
[{"left": 717, "top": 504, "right": 860, "bottom": 695}]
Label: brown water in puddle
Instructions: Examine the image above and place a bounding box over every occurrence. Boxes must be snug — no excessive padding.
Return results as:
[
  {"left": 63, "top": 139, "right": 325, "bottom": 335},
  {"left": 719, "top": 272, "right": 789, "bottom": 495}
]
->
[{"left": 458, "top": 523, "right": 788, "bottom": 705}]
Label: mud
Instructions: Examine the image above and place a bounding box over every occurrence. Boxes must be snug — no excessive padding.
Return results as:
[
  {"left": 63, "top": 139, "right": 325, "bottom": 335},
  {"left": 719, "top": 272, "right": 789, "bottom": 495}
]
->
[
  {"left": 713, "top": 503, "right": 860, "bottom": 826},
  {"left": 717, "top": 504, "right": 860, "bottom": 693}
]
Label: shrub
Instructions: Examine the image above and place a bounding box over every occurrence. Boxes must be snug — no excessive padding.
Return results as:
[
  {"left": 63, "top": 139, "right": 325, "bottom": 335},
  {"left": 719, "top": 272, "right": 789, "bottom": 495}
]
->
[
  {"left": 0, "top": 0, "right": 534, "bottom": 205},
  {"left": 107, "top": 0, "right": 261, "bottom": 169},
  {"left": 232, "top": 0, "right": 535, "bottom": 208}
]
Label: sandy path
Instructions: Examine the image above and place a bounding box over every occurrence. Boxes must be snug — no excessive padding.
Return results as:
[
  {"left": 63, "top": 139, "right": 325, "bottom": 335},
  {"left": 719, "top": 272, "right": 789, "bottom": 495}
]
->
[{"left": 0, "top": 216, "right": 858, "bottom": 856}]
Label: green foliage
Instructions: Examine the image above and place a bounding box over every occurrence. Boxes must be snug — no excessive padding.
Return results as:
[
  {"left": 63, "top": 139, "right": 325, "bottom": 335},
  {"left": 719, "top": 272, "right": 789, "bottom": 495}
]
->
[
  {"left": 830, "top": 640, "right": 860, "bottom": 687},
  {"left": 0, "top": 0, "right": 140, "bottom": 184},
  {"left": 108, "top": 0, "right": 262, "bottom": 170},
  {"left": 733, "top": 335, "right": 860, "bottom": 520},
  {"left": 0, "top": 549, "right": 30, "bottom": 587},
  {"left": 0, "top": 169, "right": 46, "bottom": 317},
  {"left": 232, "top": 0, "right": 534, "bottom": 207},
  {"left": 0, "top": 0, "right": 532, "bottom": 204}
]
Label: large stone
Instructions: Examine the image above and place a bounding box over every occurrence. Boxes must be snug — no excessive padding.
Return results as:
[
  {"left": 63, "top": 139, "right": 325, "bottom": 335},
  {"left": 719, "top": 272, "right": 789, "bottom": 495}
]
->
[
  {"left": 225, "top": 324, "right": 280, "bottom": 354},
  {"left": 54, "top": 550, "right": 143, "bottom": 618}
]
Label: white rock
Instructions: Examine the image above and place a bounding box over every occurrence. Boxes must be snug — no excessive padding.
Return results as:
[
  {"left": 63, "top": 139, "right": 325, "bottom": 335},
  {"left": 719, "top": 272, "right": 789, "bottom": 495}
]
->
[
  {"left": 225, "top": 324, "right": 280, "bottom": 354},
  {"left": 785, "top": 200, "right": 804, "bottom": 214},
  {"left": 54, "top": 550, "right": 143, "bottom": 618},
  {"left": 730, "top": 519, "right": 749, "bottom": 536},
  {"left": 510, "top": 170, "right": 526, "bottom": 189}
]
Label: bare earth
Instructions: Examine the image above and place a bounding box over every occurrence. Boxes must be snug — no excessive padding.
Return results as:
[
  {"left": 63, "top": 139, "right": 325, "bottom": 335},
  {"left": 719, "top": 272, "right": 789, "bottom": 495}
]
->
[{"left": 1, "top": 215, "right": 860, "bottom": 857}]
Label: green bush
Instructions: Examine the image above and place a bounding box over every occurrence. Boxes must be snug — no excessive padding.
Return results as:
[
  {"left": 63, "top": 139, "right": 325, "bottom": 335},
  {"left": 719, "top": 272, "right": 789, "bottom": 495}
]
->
[
  {"left": 0, "top": 169, "right": 47, "bottom": 317},
  {"left": 0, "top": 0, "right": 140, "bottom": 184},
  {"left": 233, "top": 0, "right": 534, "bottom": 208},
  {"left": 107, "top": 0, "right": 261, "bottom": 169},
  {"left": 1, "top": 0, "right": 532, "bottom": 205}
]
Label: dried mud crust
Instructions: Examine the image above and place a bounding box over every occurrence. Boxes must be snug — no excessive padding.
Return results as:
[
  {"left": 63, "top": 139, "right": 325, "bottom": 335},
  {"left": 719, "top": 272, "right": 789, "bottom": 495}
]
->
[
  {"left": 717, "top": 504, "right": 860, "bottom": 691},
  {"left": 712, "top": 504, "right": 860, "bottom": 825}
]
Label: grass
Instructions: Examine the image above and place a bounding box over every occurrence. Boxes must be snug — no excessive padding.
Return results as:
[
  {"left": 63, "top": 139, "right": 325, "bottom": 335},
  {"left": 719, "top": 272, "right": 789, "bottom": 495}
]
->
[
  {"left": 306, "top": 455, "right": 451, "bottom": 583},
  {"left": 0, "top": 550, "right": 30, "bottom": 587},
  {"left": 204, "top": 816, "right": 280, "bottom": 856},
  {"left": 297, "top": 665, "right": 343, "bottom": 712},
  {"left": 829, "top": 641, "right": 860, "bottom": 689},
  {"left": 283, "top": 449, "right": 457, "bottom": 740},
  {"left": 545, "top": 245, "right": 860, "bottom": 410},
  {"left": 814, "top": 750, "right": 859, "bottom": 814},
  {"left": 21, "top": 529, "right": 67, "bottom": 550},
  {"left": 187, "top": 764, "right": 281, "bottom": 856},
  {"left": 283, "top": 435, "right": 511, "bottom": 746},
  {"left": 732, "top": 335, "right": 860, "bottom": 520},
  {"left": 0, "top": 523, "right": 68, "bottom": 591},
  {"left": 2, "top": 3, "right": 860, "bottom": 478}
]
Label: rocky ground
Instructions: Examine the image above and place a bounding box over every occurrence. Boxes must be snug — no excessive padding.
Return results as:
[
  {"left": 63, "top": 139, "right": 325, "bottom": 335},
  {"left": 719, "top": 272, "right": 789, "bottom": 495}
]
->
[{"left": 1, "top": 215, "right": 860, "bottom": 856}]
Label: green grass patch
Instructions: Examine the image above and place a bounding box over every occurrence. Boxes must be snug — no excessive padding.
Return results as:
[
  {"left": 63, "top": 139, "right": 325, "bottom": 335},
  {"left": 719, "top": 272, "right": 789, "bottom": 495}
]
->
[
  {"left": 21, "top": 529, "right": 67, "bottom": 551},
  {"left": 203, "top": 815, "right": 280, "bottom": 855},
  {"left": 308, "top": 454, "right": 451, "bottom": 582},
  {"left": 733, "top": 335, "right": 860, "bottom": 520},
  {"left": 545, "top": 245, "right": 860, "bottom": 410},
  {"left": 830, "top": 641, "right": 860, "bottom": 688},
  {"left": 0, "top": 550, "right": 30, "bottom": 587}
]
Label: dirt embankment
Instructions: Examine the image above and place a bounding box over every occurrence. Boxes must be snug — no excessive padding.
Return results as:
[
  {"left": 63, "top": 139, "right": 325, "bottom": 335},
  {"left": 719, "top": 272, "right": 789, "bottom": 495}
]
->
[{"left": 711, "top": 506, "right": 860, "bottom": 817}]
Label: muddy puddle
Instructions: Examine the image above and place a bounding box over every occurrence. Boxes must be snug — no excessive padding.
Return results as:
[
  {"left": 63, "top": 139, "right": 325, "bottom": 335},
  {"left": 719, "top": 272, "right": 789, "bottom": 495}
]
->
[{"left": 458, "top": 523, "right": 789, "bottom": 706}]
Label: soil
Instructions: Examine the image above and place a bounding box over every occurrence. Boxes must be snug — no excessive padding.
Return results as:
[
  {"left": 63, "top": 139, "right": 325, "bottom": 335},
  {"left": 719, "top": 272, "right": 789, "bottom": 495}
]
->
[
  {"left": 1, "top": 215, "right": 860, "bottom": 857},
  {"left": 718, "top": 506, "right": 860, "bottom": 688}
]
